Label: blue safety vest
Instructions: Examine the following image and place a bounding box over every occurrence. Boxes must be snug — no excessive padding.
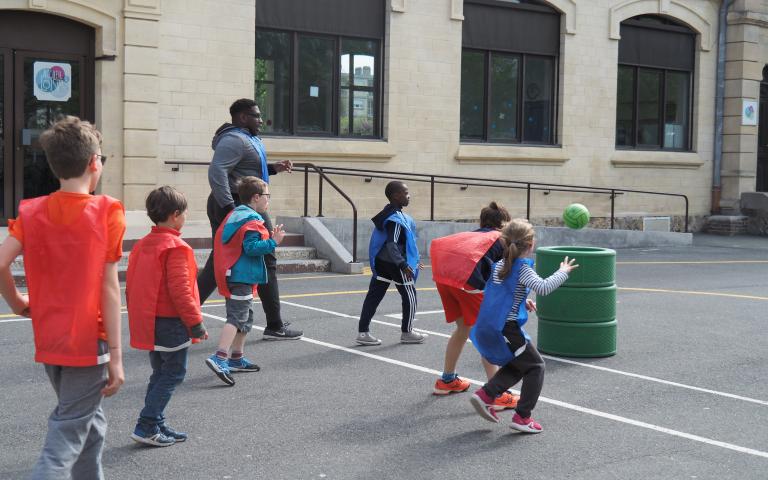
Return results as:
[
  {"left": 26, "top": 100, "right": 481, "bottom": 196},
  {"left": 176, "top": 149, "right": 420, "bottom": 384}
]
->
[{"left": 368, "top": 211, "right": 420, "bottom": 280}]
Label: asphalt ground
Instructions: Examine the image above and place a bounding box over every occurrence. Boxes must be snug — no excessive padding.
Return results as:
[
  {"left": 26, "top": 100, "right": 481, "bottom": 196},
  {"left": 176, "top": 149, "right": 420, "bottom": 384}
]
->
[{"left": 0, "top": 234, "right": 767, "bottom": 479}]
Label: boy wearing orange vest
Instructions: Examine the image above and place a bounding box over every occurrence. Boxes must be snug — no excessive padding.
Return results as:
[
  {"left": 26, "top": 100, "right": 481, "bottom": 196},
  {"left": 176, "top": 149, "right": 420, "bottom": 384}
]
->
[
  {"left": 205, "top": 176, "right": 284, "bottom": 386},
  {"left": 0, "top": 116, "right": 125, "bottom": 479},
  {"left": 126, "top": 186, "right": 208, "bottom": 447}
]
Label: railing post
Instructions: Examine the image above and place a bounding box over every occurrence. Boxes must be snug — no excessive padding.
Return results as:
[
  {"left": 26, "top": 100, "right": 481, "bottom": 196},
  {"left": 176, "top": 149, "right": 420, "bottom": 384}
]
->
[
  {"left": 352, "top": 211, "right": 358, "bottom": 263},
  {"left": 430, "top": 176, "right": 435, "bottom": 221},
  {"left": 303, "top": 165, "right": 308, "bottom": 217},
  {"left": 526, "top": 184, "right": 531, "bottom": 220},
  {"left": 684, "top": 196, "right": 689, "bottom": 233},
  {"left": 318, "top": 169, "right": 324, "bottom": 217},
  {"left": 610, "top": 190, "right": 616, "bottom": 229}
]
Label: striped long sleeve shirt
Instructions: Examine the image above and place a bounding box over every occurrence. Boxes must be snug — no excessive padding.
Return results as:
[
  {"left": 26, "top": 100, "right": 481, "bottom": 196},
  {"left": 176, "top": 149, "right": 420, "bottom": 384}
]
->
[{"left": 488, "top": 260, "right": 569, "bottom": 322}]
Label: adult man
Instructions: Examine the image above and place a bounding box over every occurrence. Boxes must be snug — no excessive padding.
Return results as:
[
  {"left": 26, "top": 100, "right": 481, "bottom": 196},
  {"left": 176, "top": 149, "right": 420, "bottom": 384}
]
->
[{"left": 197, "top": 98, "right": 302, "bottom": 340}]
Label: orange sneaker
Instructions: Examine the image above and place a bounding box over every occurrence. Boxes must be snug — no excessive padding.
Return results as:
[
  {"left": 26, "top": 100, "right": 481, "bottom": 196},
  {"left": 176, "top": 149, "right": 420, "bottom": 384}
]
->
[
  {"left": 433, "top": 377, "right": 471, "bottom": 395},
  {"left": 492, "top": 392, "right": 519, "bottom": 411}
]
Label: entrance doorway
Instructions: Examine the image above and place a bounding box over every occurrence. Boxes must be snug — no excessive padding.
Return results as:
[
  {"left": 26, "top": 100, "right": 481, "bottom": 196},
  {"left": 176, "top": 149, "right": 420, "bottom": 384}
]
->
[
  {"left": 758, "top": 66, "right": 768, "bottom": 192},
  {"left": 0, "top": 11, "right": 94, "bottom": 222}
]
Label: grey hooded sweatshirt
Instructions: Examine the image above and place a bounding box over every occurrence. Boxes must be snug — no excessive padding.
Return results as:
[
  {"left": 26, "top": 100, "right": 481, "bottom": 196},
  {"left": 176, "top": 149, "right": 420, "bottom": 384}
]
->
[{"left": 208, "top": 123, "right": 278, "bottom": 208}]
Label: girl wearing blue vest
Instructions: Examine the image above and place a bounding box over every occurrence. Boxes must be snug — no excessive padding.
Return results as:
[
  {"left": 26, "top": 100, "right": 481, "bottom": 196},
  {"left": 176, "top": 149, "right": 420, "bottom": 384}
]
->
[
  {"left": 469, "top": 219, "right": 577, "bottom": 433},
  {"left": 356, "top": 181, "right": 424, "bottom": 346}
]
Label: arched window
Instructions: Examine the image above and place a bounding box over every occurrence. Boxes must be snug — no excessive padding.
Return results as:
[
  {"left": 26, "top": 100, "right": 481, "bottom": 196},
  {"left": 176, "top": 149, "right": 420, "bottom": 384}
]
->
[
  {"left": 460, "top": 0, "right": 560, "bottom": 144},
  {"left": 615, "top": 15, "right": 695, "bottom": 151},
  {"left": 255, "top": 0, "right": 384, "bottom": 138}
]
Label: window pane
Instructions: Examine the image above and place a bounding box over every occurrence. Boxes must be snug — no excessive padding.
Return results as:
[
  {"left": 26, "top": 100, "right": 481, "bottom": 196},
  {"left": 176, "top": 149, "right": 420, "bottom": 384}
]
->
[
  {"left": 0, "top": 55, "right": 4, "bottom": 214},
  {"left": 298, "top": 35, "right": 334, "bottom": 133},
  {"left": 664, "top": 71, "right": 689, "bottom": 149},
  {"left": 255, "top": 31, "right": 291, "bottom": 134},
  {"left": 523, "top": 56, "right": 554, "bottom": 143},
  {"left": 340, "top": 39, "right": 378, "bottom": 136},
  {"left": 460, "top": 50, "right": 485, "bottom": 140},
  {"left": 616, "top": 65, "right": 635, "bottom": 147},
  {"left": 637, "top": 69, "right": 661, "bottom": 146},
  {"left": 489, "top": 53, "right": 519, "bottom": 141}
]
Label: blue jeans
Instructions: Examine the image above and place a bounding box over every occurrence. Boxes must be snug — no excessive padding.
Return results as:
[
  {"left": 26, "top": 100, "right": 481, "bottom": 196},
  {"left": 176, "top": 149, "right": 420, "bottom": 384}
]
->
[{"left": 138, "top": 318, "right": 189, "bottom": 430}]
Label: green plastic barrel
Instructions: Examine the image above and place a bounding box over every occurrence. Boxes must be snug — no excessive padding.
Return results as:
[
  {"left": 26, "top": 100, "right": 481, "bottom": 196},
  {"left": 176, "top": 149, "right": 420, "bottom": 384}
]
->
[
  {"left": 536, "top": 246, "right": 615, "bottom": 287},
  {"left": 535, "top": 285, "right": 616, "bottom": 323},
  {"left": 537, "top": 318, "right": 617, "bottom": 357},
  {"left": 535, "top": 246, "right": 617, "bottom": 357}
]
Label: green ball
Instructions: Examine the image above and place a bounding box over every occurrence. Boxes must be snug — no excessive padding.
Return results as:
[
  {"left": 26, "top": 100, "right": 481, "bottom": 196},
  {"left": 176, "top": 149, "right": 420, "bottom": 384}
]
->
[{"left": 563, "top": 203, "right": 590, "bottom": 229}]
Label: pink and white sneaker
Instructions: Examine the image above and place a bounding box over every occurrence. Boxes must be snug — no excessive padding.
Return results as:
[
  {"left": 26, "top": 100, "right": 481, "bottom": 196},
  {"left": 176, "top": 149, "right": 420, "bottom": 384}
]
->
[
  {"left": 509, "top": 412, "right": 543, "bottom": 433},
  {"left": 469, "top": 388, "right": 500, "bottom": 423}
]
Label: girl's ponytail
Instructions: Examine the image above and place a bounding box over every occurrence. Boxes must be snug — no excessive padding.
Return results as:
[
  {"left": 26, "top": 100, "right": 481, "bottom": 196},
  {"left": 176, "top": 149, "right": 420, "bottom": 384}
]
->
[{"left": 497, "top": 219, "right": 535, "bottom": 280}]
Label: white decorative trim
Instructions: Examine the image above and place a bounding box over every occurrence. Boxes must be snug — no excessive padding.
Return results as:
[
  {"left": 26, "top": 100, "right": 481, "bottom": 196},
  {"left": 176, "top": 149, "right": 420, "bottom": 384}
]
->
[
  {"left": 455, "top": 144, "right": 569, "bottom": 166},
  {"left": 609, "top": 0, "right": 715, "bottom": 51},
  {"left": 450, "top": 0, "right": 463, "bottom": 21},
  {"left": 391, "top": 0, "right": 405, "bottom": 13},
  {"left": 1, "top": 0, "right": 119, "bottom": 55},
  {"left": 262, "top": 138, "right": 396, "bottom": 163},
  {"left": 610, "top": 150, "right": 705, "bottom": 169}
]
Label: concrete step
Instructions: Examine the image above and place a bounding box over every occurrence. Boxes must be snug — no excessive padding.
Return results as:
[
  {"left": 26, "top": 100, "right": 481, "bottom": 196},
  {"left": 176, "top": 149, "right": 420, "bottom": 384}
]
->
[
  {"left": 121, "top": 232, "right": 305, "bottom": 251},
  {"left": 10, "top": 245, "right": 330, "bottom": 286}
]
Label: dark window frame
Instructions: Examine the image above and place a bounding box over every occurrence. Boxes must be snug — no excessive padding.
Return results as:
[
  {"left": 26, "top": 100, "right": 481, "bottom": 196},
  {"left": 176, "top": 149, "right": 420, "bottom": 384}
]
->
[
  {"left": 616, "top": 16, "right": 695, "bottom": 152},
  {"left": 255, "top": 25, "right": 383, "bottom": 138},
  {"left": 460, "top": 47, "right": 558, "bottom": 145}
]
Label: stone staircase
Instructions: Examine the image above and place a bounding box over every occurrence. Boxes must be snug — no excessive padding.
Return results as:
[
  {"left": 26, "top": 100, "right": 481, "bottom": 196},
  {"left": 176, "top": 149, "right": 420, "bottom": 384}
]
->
[{"left": 9, "top": 230, "right": 331, "bottom": 286}]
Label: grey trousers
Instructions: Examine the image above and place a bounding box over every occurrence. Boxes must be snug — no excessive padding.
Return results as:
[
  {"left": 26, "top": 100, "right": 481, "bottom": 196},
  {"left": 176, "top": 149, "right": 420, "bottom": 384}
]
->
[{"left": 30, "top": 362, "right": 108, "bottom": 480}]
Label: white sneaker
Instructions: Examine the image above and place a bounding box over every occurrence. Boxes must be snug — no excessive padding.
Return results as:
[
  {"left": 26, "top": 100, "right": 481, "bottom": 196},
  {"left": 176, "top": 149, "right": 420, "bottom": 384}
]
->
[
  {"left": 400, "top": 331, "right": 426, "bottom": 344},
  {"left": 356, "top": 332, "right": 381, "bottom": 346}
]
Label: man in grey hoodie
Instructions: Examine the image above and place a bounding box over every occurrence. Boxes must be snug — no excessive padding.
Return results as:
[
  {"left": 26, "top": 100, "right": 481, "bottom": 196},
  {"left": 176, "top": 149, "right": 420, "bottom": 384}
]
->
[{"left": 197, "top": 98, "right": 302, "bottom": 340}]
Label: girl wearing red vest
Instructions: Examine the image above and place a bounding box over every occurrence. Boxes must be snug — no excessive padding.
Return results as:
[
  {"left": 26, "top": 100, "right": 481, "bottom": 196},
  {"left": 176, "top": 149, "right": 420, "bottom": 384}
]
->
[
  {"left": 429, "top": 202, "right": 519, "bottom": 411},
  {"left": 126, "top": 186, "right": 208, "bottom": 447}
]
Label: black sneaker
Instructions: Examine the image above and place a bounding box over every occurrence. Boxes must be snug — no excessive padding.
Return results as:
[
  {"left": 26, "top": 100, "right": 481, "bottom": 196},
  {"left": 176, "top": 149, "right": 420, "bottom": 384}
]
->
[{"left": 263, "top": 326, "right": 303, "bottom": 340}]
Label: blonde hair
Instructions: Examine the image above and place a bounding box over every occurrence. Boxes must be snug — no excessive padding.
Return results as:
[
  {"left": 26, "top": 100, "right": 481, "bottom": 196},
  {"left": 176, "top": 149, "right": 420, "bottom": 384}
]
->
[
  {"left": 497, "top": 218, "right": 535, "bottom": 280},
  {"left": 38, "top": 116, "right": 101, "bottom": 179}
]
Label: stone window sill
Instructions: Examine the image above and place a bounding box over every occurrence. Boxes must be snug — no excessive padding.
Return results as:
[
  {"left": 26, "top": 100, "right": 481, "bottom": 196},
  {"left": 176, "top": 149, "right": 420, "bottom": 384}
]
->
[
  {"left": 455, "top": 144, "right": 569, "bottom": 165},
  {"left": 610, "top": 150, "right": 704, "bottom": 169},
  {"left": 261, "top": 137, "right": 395, "bottom": 163}
]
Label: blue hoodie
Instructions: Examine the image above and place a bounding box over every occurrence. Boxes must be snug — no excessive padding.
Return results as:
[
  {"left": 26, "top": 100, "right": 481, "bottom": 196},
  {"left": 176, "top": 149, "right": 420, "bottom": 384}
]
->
[{"left": 221, "top": 205, "right": 276, "bottom": 285}]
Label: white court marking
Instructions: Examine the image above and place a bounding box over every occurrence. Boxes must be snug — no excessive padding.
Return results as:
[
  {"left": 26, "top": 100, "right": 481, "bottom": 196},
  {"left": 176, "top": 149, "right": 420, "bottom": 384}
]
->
[
  {"left": 284, "top": 301, "right": 768, "bottom": 408},
  {"left": 202, "top": 308, "right": 768, "bottom": 460},
  {"left": 385, "top": 309, "right": 444, "bottom": 319}
]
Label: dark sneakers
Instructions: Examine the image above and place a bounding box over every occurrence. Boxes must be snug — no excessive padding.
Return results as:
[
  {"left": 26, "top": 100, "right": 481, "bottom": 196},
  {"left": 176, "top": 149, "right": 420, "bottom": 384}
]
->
[
  {"left": 159, "top": 424, "right": 188, "bottom": 442},
  {"left": 263, "top": 326, "right": 303, "bottom": 340}
]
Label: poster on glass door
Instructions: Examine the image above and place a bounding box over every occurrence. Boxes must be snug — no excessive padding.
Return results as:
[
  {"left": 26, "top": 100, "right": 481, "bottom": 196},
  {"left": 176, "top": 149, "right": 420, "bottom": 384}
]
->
[{"left": 33, "top": 61, "right": 72, "bottom": 101}]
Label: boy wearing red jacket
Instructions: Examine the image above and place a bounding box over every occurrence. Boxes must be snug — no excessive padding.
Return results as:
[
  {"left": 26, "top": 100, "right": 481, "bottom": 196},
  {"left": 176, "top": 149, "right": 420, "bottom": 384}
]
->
[
  {"left": 0, "top": 116, "right": 125, "bottom": 479},
  {"left": 126, "top": 186, "right": 208, "bottom": 447}
]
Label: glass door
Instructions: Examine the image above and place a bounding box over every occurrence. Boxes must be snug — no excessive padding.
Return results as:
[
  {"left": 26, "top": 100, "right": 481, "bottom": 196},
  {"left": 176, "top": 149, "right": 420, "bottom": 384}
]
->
[
  {"left": 1, "top": 49, "right": 11, "bottom": 221},
  {"left": 13, "top": 51, "right": 86, "bottom": 209},
  {"left": 758, "top": 70, "right": 768, "bottom": 192}
]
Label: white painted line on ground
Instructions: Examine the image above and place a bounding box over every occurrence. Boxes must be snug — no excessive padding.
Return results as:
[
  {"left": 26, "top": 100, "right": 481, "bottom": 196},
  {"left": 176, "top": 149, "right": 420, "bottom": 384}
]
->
[
  {"left": 0, "top": 318, "right": 32, "bottom": 324},
  {"left": 202, "top": 308, "right": 768, "bottom": 460},
  {"left": 281, "top": 301, "right": 768, "bottom": 408},
  {"left": 385, "top": 309, "right": 445, "bottom": 319}
]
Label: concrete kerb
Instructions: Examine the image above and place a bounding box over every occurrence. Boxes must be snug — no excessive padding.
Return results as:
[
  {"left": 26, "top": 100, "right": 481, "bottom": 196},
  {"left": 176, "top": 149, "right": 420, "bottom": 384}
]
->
[{"left": 278, "top": 216, "right": 693, "bottom": 263}]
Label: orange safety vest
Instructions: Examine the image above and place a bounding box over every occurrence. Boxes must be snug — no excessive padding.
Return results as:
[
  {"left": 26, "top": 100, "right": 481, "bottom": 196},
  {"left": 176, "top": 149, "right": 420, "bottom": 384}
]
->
[
  {"left": 430, "top": 230, "right": 501, "bottom": 290},
  {"left": 126, "top": 227, "right": 200, "bottom": 351},
  {"left": 213, "top": 211, "right": 268, "bottom": 298},
  {"left": 21, "top": 194, "right": 122, "bottom": 367}
]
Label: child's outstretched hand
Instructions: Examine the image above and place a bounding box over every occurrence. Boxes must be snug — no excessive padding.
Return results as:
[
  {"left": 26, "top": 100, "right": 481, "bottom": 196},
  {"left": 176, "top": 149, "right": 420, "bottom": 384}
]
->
[
  {"left": 525, "top": 299, "right": 537, "bottom": 312},
  {"left": 272, "top": 224, "right": 285, "bottom": 244},
  {"left": 559, "top": 256, "right": 579, "bottom": 273}
]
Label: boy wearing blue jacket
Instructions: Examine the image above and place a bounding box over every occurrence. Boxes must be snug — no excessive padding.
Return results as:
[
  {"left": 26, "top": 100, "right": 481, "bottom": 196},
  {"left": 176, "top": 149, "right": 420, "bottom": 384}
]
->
[
  {"left": 205, "top": 176, "right": 285, "bottom": 385},
  {"left": 356, "top": 181, "right": 425, "bottom": 346}
]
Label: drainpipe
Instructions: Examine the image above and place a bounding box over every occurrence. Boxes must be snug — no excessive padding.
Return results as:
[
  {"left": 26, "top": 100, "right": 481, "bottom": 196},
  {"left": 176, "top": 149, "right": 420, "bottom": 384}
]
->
[{"left": 712, "top": 0, "right": 735, "bottom": 214}]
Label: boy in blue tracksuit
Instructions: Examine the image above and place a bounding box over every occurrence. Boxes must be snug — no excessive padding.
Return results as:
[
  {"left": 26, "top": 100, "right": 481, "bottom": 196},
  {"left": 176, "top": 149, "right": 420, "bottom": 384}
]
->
[
  {"left": 356, "top": 181, "right": 425, "bottom": 346},
  {"left": 205, "top": 176, "right": 285, "bottom": 386}
]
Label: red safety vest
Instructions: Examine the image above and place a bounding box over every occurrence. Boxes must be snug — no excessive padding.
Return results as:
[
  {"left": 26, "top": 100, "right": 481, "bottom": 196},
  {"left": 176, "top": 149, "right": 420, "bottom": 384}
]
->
[
  {"left": 126, "top": 227, "right": 200, "bottom": 351},
  {"left": 21, "top": 194, "right": 122, "bottom": 367},
  {"left": 430, "top": 230, "right": 501, "bottom": 290},
  {"left": 213, "top": 211, "right": 268, "bottom": 298}
]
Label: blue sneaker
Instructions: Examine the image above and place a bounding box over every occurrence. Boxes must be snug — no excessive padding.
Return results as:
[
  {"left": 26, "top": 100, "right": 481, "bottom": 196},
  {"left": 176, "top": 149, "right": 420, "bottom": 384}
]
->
[
  {"left": 130, "top": 425, "right": 175, "bottom": 447},
  {"left": 205, "top": 354, "right": 235, "bottom": 386},
  {"left": 228, "top": 357, "right": 261, "bottom": 373},
  {"left": 159, "top": 424, "right": 187, "bottom": 442}
]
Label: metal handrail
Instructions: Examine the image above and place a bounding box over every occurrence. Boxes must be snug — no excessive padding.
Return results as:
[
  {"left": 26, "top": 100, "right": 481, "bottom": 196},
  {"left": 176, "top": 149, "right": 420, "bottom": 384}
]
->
[
  {"left": 302, "top": 165, "right": 689, "bottom": 233},
  {"left": 165, "top": 160, "right": 690, "bottom": 265}
]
